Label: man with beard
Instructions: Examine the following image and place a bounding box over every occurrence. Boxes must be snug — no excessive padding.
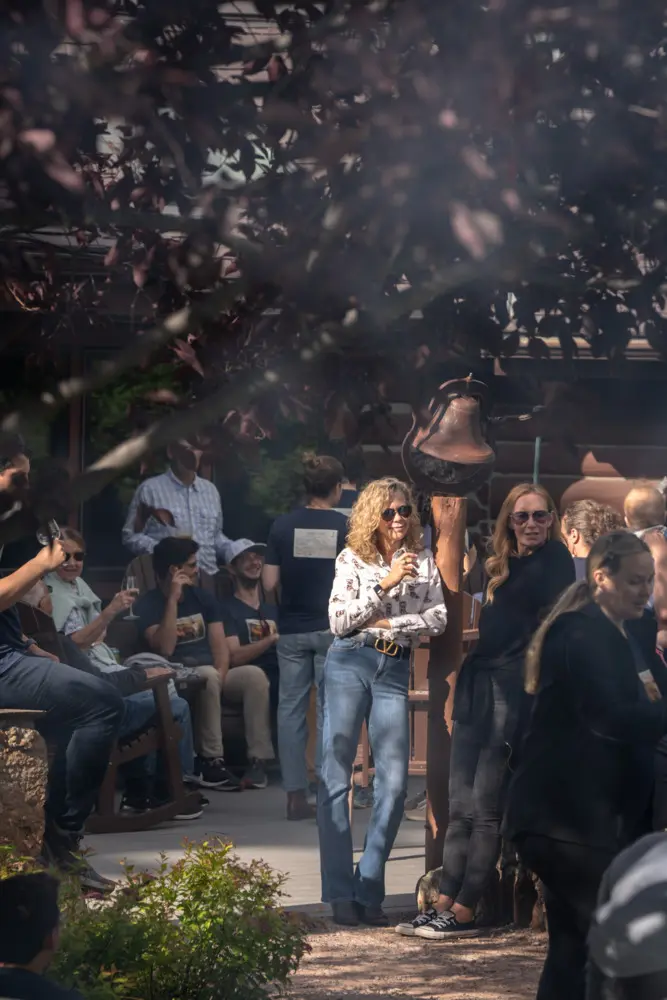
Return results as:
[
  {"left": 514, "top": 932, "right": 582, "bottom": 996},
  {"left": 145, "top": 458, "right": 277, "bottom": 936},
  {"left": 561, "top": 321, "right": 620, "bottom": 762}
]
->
[
  {"left": 122, "top": 437, "right": 233, "bottom": 575},
  {"left": 222, "top": 539, "right": 279, "bottom": 790}
]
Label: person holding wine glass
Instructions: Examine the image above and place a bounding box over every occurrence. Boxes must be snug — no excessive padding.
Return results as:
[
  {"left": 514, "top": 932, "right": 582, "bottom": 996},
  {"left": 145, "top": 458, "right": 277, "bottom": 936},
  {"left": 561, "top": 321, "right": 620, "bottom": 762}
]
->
[
  {"left": 318, "top": 478, "right": 448, "bottom": 927},
  {"left": 43, "top": 527, "right": 204, "bottom": 814},
  {"left": 0, "top": 432, "right": 123, "bottom": 893}
]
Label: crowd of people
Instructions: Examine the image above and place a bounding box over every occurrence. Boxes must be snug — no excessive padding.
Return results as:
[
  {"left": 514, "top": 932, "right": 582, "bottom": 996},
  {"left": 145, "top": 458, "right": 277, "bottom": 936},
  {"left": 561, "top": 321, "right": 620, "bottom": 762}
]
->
[{"left": 4, "top": 427, "right": 667, "bottom": 999}]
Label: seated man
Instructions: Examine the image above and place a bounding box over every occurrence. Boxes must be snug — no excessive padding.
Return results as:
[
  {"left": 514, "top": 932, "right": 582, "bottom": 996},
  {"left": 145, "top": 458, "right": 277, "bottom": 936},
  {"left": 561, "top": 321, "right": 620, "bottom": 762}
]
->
[
  {"left": 44, "top": 527, "right": 203, "bottom": 819},
  {"left": 223, "top": 538, "right": 280, "bottom": 786},
  {"left": 0, "top": 872, "right": 84, "bottom": 1000},
  {"left": 135, "top": 537, "right": 273, "bottom": 789}
]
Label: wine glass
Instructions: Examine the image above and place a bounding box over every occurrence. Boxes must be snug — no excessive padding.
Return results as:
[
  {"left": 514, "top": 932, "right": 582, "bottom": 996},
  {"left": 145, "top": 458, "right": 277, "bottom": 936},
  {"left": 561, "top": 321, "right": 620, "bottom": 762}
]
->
[
  {"left": 36, "top": 519, "right": 61, "bottom": 546},
  {"left": 122, "top": 572, "right": 140, "bottom": 621}
]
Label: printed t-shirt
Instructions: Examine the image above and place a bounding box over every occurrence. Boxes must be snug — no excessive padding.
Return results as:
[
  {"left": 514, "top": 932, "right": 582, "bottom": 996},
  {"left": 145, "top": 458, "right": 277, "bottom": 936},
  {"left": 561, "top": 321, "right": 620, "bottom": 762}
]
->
[
  {"left": 264, "top": 507, "right": 347, "bottom": 634},
  {"left": 134, "top": 585, "right": 221, "bottom": 664},
  {"left": 222, "top": 596, "right": 279, "bottom": 675}
]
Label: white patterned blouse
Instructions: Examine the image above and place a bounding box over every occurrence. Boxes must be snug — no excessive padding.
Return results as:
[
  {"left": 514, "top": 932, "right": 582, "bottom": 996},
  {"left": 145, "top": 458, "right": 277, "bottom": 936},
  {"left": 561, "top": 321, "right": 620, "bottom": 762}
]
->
[{"left": 328, "top": 546, "right": 448, "bottom": 648}]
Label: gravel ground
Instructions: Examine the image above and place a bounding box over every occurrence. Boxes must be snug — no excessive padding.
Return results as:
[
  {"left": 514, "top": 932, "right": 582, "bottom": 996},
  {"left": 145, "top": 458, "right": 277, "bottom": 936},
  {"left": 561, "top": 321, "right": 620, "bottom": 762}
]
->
[{"left": 289, "top": 923, "right": 546, "bottom": 1000}]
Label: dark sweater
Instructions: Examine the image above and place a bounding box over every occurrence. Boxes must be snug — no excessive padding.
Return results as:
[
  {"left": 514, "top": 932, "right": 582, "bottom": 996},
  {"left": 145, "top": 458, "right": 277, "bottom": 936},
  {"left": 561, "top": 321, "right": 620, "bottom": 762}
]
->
[
  {"left": 503, "top": 603, "right": 667, "bottom": 852},
  {"left": 453, "top": 539, "right": 576, "bottom": 740}
]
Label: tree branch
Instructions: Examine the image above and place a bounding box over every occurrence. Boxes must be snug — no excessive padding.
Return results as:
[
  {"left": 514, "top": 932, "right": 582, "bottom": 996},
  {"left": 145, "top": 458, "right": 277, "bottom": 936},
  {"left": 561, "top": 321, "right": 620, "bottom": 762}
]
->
[{"left": 0, "top": 278, "right": 248, "bottom": 435}]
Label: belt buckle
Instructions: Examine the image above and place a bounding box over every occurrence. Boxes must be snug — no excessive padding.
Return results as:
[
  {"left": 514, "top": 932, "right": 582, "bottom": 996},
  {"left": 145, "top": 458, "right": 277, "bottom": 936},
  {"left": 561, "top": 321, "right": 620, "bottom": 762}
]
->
[{"left": 374, "top": 637, "right": 399, "bottom": 657}]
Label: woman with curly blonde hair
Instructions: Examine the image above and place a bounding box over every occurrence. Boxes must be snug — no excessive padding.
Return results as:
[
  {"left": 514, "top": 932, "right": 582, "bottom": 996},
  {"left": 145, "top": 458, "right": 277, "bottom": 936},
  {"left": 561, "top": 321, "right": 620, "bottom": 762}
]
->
[
  {"left": 318, "top": 477, "right": 448, "bottom": 927},
  {"left": 398, "top": 482, "right": 575, "bottom": 940}
]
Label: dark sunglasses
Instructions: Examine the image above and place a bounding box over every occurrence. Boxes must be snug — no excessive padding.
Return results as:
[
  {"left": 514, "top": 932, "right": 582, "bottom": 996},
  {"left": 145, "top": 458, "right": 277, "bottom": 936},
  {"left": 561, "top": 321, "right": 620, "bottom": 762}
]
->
[
  {"left": 380, "top": 504, "right": 412, "bottom": 522},
  {"left": 509, "top": 510, "right": 551, "bottom": 526},
  {"left": 64, "top": 551, "right": 85, "bottom": 562}
]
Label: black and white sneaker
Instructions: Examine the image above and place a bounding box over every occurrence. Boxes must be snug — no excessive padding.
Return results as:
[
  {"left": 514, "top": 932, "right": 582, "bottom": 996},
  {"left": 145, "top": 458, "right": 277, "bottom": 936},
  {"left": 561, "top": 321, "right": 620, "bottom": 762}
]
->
[
  {"left": 243, "top": 759, "right": 269, "bottom": 789},
  {"left": 395, "top": 909, "right": 438, "bottom": 937},
  {"left": 194, "top": 756, "right": 242, "bottom": 791},
  {"left": 413, "top": 910, "right": 479, "bottom": 939}
]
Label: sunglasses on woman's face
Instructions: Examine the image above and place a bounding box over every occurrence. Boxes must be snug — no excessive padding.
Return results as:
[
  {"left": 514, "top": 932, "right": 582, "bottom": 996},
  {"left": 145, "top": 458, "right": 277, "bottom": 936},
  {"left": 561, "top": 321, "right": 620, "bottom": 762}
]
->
[
  {"left": 380, "top": 504, "right": 413, "bottom": 523},
  {"left": 509, "top": 510, "right": 551, "bottom": 526},
  {"left": 64, "top": 551, "right": 85, "bottom": 563}
]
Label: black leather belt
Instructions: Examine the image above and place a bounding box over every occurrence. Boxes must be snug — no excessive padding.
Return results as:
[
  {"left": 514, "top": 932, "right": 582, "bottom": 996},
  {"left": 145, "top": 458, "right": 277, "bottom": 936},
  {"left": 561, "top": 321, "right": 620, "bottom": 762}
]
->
[{"left": 347, "top": 632, "right": 410, "bottom": 659}]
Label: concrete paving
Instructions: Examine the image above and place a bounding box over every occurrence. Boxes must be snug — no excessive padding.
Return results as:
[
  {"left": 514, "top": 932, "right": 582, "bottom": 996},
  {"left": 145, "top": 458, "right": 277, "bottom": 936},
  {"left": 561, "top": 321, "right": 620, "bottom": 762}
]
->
[{"left": 84, "top": 780, "right": 427, "bottom": 911}]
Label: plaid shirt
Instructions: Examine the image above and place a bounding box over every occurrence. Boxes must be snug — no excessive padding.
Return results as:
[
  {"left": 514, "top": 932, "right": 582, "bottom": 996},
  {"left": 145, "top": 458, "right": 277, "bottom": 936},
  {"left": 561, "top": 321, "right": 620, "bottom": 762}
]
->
[
  {"left": 122, "top": 469, "right": 231, "bottom": 575},
  {"left": 329, "top": 546, "right": 448, "bottom": 648}
]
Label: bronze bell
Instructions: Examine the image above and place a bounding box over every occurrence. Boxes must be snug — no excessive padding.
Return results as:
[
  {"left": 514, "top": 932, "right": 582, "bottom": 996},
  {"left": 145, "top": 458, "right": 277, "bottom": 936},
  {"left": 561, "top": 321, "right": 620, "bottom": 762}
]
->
[
  {"left": 401, "top": 376, "right": 495, "bottom": 496},
  {"left": 413, "top": 393, "right": 494, "bottom": 466}
]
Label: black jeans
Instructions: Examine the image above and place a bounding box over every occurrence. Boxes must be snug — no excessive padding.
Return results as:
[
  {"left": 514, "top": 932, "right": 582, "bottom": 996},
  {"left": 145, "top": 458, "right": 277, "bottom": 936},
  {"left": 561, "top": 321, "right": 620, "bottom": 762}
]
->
[
  {"left": 439, "top": 720, "right": 510, "bottom": 908},
  {"left": 516, "top": 834, "right": 614, "bottom": 1000},
  {"left": 0, "top": 650, "right": 124, "bottom": 833}
]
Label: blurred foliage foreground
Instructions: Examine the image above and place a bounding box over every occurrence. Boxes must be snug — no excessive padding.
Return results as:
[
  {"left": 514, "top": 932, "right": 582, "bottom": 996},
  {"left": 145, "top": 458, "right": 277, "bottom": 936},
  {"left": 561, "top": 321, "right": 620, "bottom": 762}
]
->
[{"left": 0, "top": 839, "right": 308, "bottom": 1000}]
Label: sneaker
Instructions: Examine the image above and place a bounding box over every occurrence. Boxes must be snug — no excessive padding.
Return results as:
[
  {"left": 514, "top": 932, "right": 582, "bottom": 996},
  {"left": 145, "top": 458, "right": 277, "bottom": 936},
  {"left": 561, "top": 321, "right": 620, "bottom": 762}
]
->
[
  {"left": 121, "top": 793, "right": 206, "bottom": 820},
  {"left": 405, "top": 790, "right": 426, "bottom": 811},
  {"left": 414, "top": 910, "right": 479, "bottom": 939},
  {"left": 194, "top": 756, "right": 242, "bottom": 791},
  {"left": 44, "top": 824, "right": 115, "bottom": 894},
  {"left": 243, "top": 759, "right": 268, "bottom": 789},
  {"left": 405, "top": 798, "right": 428, "bottom": 823},
  {"left": 395, "top": 909, "right": 438, "bottom": 936},
  {"left": 353, "top": 785, "right": 373, "bottom": 809}
]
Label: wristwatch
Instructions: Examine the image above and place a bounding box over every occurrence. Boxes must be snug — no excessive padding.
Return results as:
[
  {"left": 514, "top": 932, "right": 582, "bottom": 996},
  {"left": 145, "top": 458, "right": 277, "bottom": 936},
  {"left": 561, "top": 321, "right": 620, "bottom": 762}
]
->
[{"left": 373, "top": 583, "right": 385, "bottom": 599}]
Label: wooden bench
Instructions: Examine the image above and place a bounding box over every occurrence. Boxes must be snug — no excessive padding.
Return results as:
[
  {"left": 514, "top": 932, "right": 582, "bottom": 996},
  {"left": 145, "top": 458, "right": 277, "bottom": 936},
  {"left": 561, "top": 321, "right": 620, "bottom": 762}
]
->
[
  {"left": 16, "top": 602, "right": 201, "bottom": 834},
  {"left": 85, "top": 673, "right": 202, "bottom": 834}
]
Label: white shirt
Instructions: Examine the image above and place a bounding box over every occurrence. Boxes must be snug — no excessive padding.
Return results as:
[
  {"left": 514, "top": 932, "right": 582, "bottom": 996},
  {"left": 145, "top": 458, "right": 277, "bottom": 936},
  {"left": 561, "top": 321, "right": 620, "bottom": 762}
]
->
[{"left": 329, "top": 546, "right": 448, "bottom": 648}]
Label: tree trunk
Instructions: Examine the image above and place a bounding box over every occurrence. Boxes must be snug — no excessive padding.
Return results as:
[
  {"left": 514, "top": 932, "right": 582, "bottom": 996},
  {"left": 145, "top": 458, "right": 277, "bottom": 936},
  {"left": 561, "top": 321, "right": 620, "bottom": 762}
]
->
[{"left": 425, "top": 496, "right": 466, "bottom": 874}]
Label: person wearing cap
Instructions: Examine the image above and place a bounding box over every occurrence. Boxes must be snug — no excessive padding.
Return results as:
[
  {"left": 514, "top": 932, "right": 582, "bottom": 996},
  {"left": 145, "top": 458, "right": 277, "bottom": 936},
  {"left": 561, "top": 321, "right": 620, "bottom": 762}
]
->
[
  {"left": 588, "top": 832, "right": 667, "bottom": 1000},
  {"left": 222, "top": 539, "right": 279, "bottom": 744},
  {"left": 135, "top": 536, "right": 273, "bottom": 790}
]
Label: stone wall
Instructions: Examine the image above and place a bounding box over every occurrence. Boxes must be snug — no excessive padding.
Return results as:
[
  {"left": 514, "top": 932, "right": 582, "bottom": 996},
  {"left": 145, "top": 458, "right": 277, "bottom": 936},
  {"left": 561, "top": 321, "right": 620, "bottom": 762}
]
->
[{"left": 0, "top": 726, "right": 48, "bottom": 859}]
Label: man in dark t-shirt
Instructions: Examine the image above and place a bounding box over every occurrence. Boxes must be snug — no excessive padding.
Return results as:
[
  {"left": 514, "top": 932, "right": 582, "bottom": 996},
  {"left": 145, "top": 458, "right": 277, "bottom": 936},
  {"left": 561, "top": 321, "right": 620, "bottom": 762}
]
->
[
  {"left": 262, "top": 455, "right": 347, "bottom": 820},
  {"left": 0, "top": 872, "right": 84, "bottom": 1000},
  {"left": 136, "top": 536, "right": 274, "bottom": 790},
  {"left": 222, "top": 539, "right": 280, "bottom": 749}
]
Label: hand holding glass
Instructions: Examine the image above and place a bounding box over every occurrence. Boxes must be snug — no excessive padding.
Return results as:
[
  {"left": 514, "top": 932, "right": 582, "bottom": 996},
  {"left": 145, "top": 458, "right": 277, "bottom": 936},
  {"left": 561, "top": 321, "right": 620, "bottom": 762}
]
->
[{"left": 122, "top": 573, "right": 140, "bottom": 621}]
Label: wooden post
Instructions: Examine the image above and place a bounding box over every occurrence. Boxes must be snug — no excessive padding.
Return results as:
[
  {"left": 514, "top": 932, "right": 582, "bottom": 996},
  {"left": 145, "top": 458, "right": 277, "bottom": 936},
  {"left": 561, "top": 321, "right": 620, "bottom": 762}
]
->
[{"left": 425, "top": 495, "right": 467, "bottom": 873}]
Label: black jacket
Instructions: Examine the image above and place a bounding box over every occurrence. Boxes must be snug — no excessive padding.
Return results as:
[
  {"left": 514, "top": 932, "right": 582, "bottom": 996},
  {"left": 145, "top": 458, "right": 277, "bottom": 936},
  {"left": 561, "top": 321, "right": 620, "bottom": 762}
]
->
[{"left": 503, "top": 603, "right": 667, "bottom": 853}]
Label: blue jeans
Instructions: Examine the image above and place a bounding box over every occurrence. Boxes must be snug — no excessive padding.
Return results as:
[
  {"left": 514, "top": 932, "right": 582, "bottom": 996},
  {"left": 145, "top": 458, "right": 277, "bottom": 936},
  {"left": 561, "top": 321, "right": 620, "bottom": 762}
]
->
[
  {"left": 277, "top": 630, "right": 333, "bottom": 793},
  {"left": 0, "top": 650, "right": 123, "bottom": 832},
  {"left": 317, "top": 637, "right": 410, "bottom": 907},
  {"left": 119, "top": 689, "right": 195, "bottom": 780}
]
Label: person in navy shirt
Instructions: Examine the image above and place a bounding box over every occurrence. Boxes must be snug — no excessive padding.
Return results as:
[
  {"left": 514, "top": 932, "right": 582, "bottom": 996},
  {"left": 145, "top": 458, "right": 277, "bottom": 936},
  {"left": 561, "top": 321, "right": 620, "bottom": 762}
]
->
[{"left": 262, "top": 454, "right": 347, "bottom": 820}]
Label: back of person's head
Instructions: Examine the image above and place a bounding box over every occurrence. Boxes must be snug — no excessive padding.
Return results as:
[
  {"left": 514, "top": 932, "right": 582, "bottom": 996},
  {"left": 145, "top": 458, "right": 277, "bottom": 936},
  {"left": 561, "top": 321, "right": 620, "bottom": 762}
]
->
[
  {"left": 625, "top": 483, "right": 666, "bottom": 532},
  {"left": 525, "top": 530, "right": 650, "bottom": 693},
  {"left": 153, "top": 536, "right": 199, "bottom": 580},
  {"left": 302, "top": 453, "right": 344, "bottom": 500},
  {"left": 0, "top": 872, "right": 60, "bottom": 967},
  {"left": 343, "top": 447, "right": 365, "bottom": 487},
  {"left": 589, "top": 834, "right": 667, "bottom": 1000},
  {"left": 562, "top": 499, "right": 626, "bottom": 548}
]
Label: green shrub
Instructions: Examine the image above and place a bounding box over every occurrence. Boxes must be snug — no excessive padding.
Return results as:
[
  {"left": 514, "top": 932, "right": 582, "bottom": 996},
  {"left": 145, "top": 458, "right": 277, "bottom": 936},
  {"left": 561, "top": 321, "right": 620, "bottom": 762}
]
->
[{"left": 1, "top": 840, "right": 308, "bottom": 1000}]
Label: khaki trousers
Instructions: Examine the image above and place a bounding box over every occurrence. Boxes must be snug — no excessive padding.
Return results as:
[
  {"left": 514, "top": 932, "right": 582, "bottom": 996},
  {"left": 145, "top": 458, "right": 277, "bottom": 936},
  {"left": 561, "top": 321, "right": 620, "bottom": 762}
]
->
[{"left": 193, "top": 664, "right": 275, "bottom": 762}]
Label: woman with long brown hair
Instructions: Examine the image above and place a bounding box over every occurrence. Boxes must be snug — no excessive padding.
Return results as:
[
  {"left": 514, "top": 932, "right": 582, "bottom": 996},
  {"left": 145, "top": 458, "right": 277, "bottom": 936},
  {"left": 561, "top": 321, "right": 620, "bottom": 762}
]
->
[
  {"left": 398, "top": 483, "right": 574, "bottom": 939},
  {"left": 504, "top": 531, "right": 667, "bottom": 1000},
  {"left": 318, "top": 477, "right": 448, "bottom": 927}
]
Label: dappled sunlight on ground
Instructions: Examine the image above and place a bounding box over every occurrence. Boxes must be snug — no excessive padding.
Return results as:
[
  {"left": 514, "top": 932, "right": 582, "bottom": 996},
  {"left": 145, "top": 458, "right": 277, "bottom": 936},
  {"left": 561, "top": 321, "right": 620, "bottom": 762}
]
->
[{"left": 290, "top": 926, "right": 544, "bottom": 999}]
